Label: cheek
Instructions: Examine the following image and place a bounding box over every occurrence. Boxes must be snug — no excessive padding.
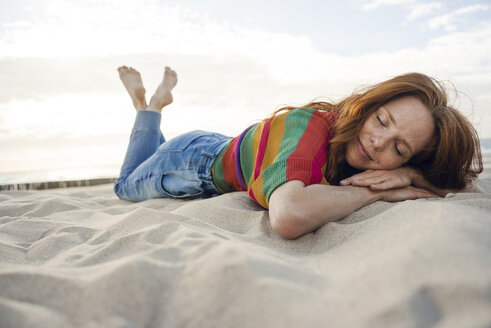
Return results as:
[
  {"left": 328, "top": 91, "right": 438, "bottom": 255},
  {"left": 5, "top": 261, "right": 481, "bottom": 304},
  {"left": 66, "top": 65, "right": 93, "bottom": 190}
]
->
[
  {"left": 377, "top": 152, "right": 404, "bottom": 169},
  {"left": 345, "top": 141, "right": 359, "bottom": 167},
  {"left": 360, "top": 118, "right": 375, "bottom": 134},
  {"left": 345, "top": 142, "right": 354, "bottom": 161}
]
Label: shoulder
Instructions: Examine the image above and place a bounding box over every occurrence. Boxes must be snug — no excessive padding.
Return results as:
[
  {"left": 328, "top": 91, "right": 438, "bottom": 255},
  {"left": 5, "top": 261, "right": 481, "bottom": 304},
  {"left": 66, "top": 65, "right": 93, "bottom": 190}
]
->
[{"left": 274, "top": 108, "right": 337, "bottom": 125}]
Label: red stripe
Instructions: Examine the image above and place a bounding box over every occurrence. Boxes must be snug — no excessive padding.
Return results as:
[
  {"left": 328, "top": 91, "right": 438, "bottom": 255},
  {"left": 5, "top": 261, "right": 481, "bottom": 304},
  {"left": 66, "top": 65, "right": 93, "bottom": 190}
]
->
[
  {"left": 222, "top": 138, "right": 242, "bottom": 190},
  {"left": 253, "top": 119, "right": 271, "bottom": 179},
  {"left": 310, "top": 112, "right": 336, "bottom": 183},
  {"left": 286, "top": 110, "right": 333, "bottom": 184},
  {"left": 310, "top": 138, "right": 328, "bottom": 184}
]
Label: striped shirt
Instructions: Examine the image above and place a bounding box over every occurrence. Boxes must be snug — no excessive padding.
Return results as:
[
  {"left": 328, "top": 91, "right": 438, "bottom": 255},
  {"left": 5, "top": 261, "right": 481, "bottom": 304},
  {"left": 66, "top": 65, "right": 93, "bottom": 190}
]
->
[{"left": 212, "top": 108, "right": 338, "bottom": 208}]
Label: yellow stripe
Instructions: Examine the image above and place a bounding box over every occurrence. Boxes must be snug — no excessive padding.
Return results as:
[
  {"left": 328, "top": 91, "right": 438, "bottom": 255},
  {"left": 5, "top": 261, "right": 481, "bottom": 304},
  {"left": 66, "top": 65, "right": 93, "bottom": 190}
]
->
[
  {"left": 248, "top": 113, "right": 287, "bottom": 206},
  {"left": 261, "top": 113, "right": 286, "bottom": 172},
  {"left": 253, "top": 175, "right": 268, "bottom": 207},
  {"left": 320, "top": 162, "right": 329, "bottom": 185}
]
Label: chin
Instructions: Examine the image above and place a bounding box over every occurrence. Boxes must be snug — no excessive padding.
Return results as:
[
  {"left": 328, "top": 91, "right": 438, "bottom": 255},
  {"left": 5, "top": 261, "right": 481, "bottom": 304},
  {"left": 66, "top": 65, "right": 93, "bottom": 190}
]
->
[
  {"left": 345, "top": 156, "right": 362, "bottom": 170},
  {"left": 345, "top": 144, "right": 364, "bottom": 169},
  {"left": 349, "top": 161, "right": 369, "bottom": 170}
]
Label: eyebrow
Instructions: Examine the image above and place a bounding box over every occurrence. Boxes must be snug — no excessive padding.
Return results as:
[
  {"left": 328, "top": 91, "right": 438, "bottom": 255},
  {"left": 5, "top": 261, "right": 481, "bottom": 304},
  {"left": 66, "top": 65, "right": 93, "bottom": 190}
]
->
[{"left": 382, "top": 107, "right": 413, "bottom": 155}]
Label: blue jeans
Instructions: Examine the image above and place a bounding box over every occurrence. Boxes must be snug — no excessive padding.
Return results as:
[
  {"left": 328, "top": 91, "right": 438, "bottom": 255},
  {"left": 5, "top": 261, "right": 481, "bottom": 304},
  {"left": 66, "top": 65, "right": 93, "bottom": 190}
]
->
[{"left": 114, "top": 110, "right": 232, "bottom": 202}]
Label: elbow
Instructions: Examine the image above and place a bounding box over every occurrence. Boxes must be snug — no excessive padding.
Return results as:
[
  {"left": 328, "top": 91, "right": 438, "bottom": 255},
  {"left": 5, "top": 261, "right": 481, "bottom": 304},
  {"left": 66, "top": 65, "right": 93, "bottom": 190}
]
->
[
  {"left": 271, "top": 219, "right": 302, "bottom": 240},
  {"left": 268, "top": 180, "right": 311, "bottom": 239},
  {"left": 269, "top": 201, "right": 306, "bottom": 240}
]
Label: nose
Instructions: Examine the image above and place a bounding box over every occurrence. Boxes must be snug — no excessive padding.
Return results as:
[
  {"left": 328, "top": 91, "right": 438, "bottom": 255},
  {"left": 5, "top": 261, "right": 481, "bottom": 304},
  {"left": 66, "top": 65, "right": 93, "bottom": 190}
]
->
[{"left": 371, "top": 134, "right": 389, "bottom": 151}]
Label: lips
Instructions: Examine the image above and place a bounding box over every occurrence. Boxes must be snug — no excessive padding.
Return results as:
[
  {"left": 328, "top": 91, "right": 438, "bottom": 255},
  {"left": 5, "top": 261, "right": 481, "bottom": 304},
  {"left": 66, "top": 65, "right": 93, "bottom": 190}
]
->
[{"left": 357, "top": 138, "right": 373, "bottom": 161}]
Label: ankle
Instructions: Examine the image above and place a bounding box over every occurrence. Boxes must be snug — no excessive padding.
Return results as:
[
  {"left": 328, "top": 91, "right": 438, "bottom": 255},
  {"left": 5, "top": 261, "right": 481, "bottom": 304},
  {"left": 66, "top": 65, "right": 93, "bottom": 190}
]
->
[{"left": 143, "top": 107, "right": 162, "bottom": 113}]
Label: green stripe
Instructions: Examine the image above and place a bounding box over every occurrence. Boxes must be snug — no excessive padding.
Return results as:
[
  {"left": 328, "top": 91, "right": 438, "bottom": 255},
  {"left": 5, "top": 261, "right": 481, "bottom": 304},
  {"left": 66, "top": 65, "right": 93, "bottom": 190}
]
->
[{"left": 262, "top": 108, "right": 314, "bottom": 199}]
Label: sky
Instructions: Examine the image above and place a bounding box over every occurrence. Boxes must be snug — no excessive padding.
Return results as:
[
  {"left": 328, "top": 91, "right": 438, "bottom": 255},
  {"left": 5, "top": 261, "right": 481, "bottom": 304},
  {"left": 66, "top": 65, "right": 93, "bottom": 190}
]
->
[{"left": 0, "top": 0, "right": 490, "bottom": 182}]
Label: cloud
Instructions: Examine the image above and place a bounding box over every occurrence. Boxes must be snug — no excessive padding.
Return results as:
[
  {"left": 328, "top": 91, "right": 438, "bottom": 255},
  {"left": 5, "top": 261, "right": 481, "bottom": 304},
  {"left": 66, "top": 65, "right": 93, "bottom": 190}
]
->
[
  {"left": 455, "top": 4, "right": 489, "bottom": 15},
  {"left": 428, "top": 4, "right": 489, "bottom": 31},
  {"left": 360, "top": 0, "right": 488, "bottom": 33},
  {"left": 361, "top": 0, "right": 412, "bottom": 11},
  {"left": 428, "top": 13, "right": 455, "bottom": 31},
  {"left": 1, "top": 0, "right": 490, "bottom": 137},
  {"left": 0, "top": 0, "right": 322, "bottom": 61},
  {"left": 2, "top": 22, "right": 490, "bottom": 138},
  {"left": 407, "top": 2, "right": 443, "bottom": 21},
  {"left": 2, "top": 20, "right": 32, "bottom": 28}
]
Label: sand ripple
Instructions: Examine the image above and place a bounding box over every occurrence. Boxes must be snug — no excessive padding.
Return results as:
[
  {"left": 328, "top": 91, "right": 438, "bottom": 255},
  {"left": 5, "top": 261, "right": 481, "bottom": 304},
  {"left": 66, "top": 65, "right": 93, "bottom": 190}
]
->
[{"left": 0, "top": 181, "right": 491, "bottom": 327}]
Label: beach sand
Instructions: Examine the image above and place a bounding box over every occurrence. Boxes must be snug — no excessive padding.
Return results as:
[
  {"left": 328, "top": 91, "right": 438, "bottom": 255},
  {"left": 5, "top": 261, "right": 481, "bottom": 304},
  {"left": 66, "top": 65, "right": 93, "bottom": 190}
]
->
[{"left": 0, "top": 179, "right": 490, "bottom": 327}]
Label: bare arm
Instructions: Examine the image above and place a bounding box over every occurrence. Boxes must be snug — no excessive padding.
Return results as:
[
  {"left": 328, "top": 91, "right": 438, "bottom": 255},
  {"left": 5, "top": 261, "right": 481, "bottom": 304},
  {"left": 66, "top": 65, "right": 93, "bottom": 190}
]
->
[{"left": 269, "top": 180, "right": 437, "bottom": 239}]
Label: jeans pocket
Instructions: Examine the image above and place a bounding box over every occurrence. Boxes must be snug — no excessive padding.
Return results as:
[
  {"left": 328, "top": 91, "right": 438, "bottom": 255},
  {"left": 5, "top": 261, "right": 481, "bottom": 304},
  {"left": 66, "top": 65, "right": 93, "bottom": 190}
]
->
[{"left": 159, "top": 171, "right": 206, "bottom": 198}]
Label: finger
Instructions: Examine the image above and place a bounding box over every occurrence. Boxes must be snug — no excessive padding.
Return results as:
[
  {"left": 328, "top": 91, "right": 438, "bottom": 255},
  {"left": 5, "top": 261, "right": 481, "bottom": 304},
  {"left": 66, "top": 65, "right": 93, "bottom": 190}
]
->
[
  {"left": 348, "top": 170, "right": 383, "bottom": 180},
  {"left": 339, "top": 178, "right": 352, "bottom": 186},
  {"left": 412, "top": 191, "right": 438, "bottom": 199},
  {"left": 369, "top": 181, "right": 398, "bottom": 191},
  {"left": 417, "top": 190, "right": 439, "bottom": 198},
  {"left": 409, "top": 187, "right": 439, "bottom": 199},
  {"left": 372, "top": 175, "right": 413, "bottom": 190},
  {"left": 351, "top": 175, "right": 388, "bottom": 187},
  {"left": 369, "top": 177, "right": 408, "bottom": 190},
  {"left": 340, "top": 170, "right": 368, "bottom": 183},
  {"left": 385, "top": 186, "right": 439, "bottom": 202},
  {"left": 352, "top": 170, "right": 389, "bottom": 182},
  {"left": 341, "top": 170, "right": 390, "bottom": 186}
]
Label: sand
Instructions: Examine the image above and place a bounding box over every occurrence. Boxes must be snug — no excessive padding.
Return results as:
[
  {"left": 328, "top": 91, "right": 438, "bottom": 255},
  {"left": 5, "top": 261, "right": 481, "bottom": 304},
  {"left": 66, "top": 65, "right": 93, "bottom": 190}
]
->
[{"left": 0, "top": 179, "right": 491, "bottom": 328}]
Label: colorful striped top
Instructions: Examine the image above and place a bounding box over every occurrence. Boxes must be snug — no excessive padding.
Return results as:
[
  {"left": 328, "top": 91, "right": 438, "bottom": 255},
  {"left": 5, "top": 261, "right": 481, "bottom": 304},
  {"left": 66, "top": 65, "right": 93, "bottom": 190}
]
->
[{"left": 212, "top": 108, "right": 338, "bottom": 208}]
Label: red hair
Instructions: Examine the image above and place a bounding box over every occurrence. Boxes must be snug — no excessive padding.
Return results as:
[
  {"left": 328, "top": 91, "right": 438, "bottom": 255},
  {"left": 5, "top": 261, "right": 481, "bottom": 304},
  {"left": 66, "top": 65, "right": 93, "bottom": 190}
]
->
[{"left": 269, "top": 73, "right": 482, "bottom": 189}]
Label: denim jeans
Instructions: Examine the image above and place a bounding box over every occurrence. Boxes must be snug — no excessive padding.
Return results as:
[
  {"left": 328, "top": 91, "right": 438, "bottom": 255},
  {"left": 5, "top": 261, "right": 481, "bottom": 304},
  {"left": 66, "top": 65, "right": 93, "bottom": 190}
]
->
[{"left": 114, "top": 110, "right": 232, "bottom": 202}]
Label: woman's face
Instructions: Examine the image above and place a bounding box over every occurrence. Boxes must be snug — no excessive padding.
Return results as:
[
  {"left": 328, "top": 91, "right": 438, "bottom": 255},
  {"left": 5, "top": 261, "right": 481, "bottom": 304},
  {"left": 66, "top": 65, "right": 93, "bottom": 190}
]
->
[{"left": 345, "top": 96, "right": 435, "bottom": 170}]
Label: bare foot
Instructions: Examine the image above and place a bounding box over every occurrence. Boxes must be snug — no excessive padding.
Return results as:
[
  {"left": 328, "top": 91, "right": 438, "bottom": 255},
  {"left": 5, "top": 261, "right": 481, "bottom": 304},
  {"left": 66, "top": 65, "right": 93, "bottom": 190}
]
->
[
  {"left": 117, "top": 66, "right": 147, "bottom": 110},
  {"left": 147, "top": 67, "right": 178, "bottom": 112}
]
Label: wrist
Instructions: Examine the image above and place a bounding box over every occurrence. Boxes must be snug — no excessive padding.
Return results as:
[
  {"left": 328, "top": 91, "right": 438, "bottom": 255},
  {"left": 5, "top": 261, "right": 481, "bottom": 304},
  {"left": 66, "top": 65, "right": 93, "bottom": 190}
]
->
[
  {"left": 356, "top": 185, "right": 385, "bottom": 203},
  {"left": 403, "top": 166, "right": 419, "bottom": 183}
]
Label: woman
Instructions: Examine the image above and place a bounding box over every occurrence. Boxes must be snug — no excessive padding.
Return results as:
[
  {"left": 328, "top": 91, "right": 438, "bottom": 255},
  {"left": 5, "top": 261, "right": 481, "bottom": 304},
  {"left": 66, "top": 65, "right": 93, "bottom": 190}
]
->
[{"left": 114, "top": 66, "right": 483, "bottom": 239}]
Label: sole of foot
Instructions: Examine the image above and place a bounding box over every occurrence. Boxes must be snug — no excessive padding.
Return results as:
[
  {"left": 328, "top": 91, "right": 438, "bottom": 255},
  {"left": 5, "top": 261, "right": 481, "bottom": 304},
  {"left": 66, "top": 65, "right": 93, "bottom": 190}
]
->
[
  {"left": 147, "top": 66, "right": 178, "bottom": 112},
  {"left": 118, "top": 66, "right": 147, "bottom": 110}
]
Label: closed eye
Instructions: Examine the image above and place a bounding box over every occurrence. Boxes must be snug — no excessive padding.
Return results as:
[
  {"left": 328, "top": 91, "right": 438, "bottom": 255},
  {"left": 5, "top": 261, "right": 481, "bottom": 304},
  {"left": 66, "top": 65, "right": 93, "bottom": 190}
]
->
[
  {"left": 376, "top": 115, "right": 386, "bottom": 127},
  {"left": 395, "top": 143, "right": 403, "bottom": 156}
]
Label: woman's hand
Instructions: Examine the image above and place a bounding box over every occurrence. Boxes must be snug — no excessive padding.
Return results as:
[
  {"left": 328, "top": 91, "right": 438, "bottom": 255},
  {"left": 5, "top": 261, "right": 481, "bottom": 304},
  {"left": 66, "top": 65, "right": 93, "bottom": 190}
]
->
[
  {"left": 340, "top": 167, "right": 439, "bottom": 200},
  {"left": 340, "top": 167, "right": 483, "bottom": 197},
  {"left": 340, "top": 167, "right": 417, "bottom": 191},
  {"left": 379, "top": 185, "right": 438, "bottom": 202}
]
